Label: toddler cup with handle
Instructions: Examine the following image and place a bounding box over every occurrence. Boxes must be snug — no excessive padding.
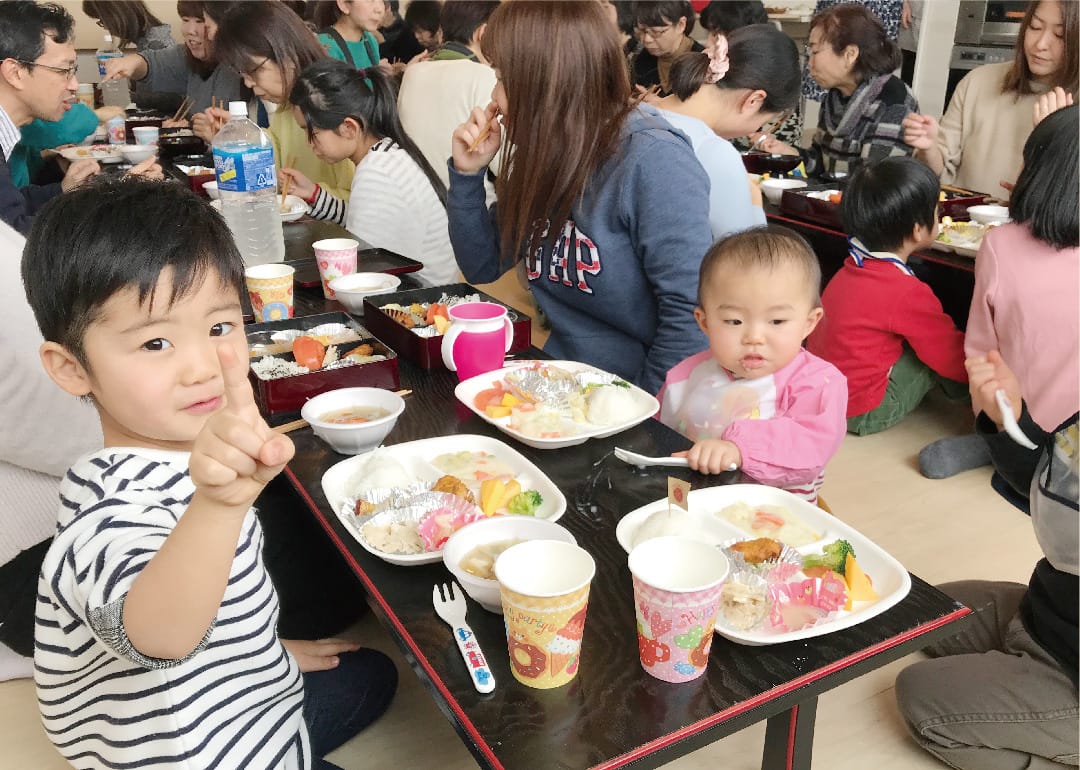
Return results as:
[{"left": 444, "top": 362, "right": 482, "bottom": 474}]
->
[{"left": 441, "top": 301, "right": 514, "bottom": 381}]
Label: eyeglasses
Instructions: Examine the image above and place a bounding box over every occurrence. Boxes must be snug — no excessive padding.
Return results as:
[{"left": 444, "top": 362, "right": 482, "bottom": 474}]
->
[
  {"left": 12, "top": 58, "right": 78, "bottom": 80},
  {"left": 241, "top": 57, "right": 270, "bottom": 78},
  {"left": 636, "top": 24, "right": 674, "bottom": 40}
]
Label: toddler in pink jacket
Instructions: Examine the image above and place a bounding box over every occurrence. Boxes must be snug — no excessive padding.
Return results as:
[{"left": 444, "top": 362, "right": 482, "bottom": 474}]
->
[{"left": 659, "top": 226, "right": 848, "bottom": 503}]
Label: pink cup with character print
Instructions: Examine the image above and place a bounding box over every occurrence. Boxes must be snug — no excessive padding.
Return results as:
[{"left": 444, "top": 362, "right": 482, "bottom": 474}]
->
[
  {"left": 440, "top": 301, "right": 514, "bottom": 381},
  {"left": 628, "top": 536, "right": 729, "bottom": 683}
]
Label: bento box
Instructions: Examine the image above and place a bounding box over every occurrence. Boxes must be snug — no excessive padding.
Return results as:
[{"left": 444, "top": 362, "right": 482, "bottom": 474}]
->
[
  {"left": 246, "top": 311, "right": 399, "bottom": 416},
  {"left": 362, "top": 283, "right": 532, "bottom": 369},
  {"left": 780, "top": 183, "right": 990, "bottom": 229}
]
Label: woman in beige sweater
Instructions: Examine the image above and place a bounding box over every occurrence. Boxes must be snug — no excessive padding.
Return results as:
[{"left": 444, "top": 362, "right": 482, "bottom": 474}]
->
[{"left": 902, "top": 0, "right": 1077, "bottom": 196}]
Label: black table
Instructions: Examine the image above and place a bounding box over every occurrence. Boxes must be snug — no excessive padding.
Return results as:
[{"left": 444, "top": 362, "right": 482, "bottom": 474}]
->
[{"left": 278, "top": 319, "right": 971, "bottom": 770}]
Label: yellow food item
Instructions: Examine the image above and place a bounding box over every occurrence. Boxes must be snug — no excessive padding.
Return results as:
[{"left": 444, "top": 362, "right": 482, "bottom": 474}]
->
[
  {"left": 484, "top": 405, "right": 512, "bottom": 419},
  {"left": 480, "top": 479, "right": 506, "bottom": 515},
  {"left": 433, "top": 315, "right": 451, "bottom": 334},
  {"left": 843, "top": 553, "right": 878, "bottom": 609},
  {"left": 939, "top": 191, "right": 947, "bottom": 202},
  {"left": 501, "top": 479, "right": 522, "bottom": 510},
  {"left": 500, "top": 393, "right": 522, "bottom": 407}
]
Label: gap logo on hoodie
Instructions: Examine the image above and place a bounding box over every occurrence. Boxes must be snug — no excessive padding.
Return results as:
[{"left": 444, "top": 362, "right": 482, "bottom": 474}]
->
[{"left": 524, "top": 219, "right": 602, "bottom": 294}]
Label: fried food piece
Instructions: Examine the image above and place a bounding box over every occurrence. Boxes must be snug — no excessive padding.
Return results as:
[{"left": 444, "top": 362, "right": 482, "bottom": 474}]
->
[
  {"left": 386, "top": 308, "right": 415, "bottom": 328},
  {"left": 431, "top": 475, "right": 475, "bottom": 505},
  {"left": 354, "top": 498, "right": 377, "bottom": 517},
  {"left": 729, "top": 537, "right": 783, "bottom": 564},
  {"left": 354, "top": 343, "right": 373, "bottom": 357}
]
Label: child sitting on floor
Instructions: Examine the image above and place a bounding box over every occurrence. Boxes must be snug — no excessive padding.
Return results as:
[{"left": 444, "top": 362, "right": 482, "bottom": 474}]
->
[
  {"left": 807, "top": 156, "right": 968, "bottom": 435},
  {"left": 660, "top": 225, "right": 848, "bottom": 503},
  {"left": 22, "top": 177, "right": 397, "bottom": 770}
]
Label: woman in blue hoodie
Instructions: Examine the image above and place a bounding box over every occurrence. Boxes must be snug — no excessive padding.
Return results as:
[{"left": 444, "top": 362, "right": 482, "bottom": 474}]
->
[{"left": 448, "top": 0, "right": 713, "bottom": 395}]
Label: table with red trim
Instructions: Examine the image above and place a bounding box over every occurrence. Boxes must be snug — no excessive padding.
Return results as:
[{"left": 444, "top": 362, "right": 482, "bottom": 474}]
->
[
  {"left": 279, "top": 348, "right": 972, "bottom": 770},
  {"left": 765, "top": 206, "right": 976, "bottom": 328}
]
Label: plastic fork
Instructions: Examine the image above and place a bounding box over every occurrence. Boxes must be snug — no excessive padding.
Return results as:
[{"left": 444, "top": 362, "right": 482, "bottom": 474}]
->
[{"left": 432, "top": 582, "right": 495, "bottom": 693}]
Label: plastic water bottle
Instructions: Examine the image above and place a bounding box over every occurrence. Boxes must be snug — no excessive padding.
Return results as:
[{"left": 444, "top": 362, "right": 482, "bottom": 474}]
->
[
  {"left": 212, "top": 101, "right": 285, "bottom": 266},
  {"left": 96, "top": 34, "right": 129, "bottom": 107}
]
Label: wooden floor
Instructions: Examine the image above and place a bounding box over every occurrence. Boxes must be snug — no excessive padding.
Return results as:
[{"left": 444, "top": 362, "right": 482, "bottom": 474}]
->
[{"left": 0, "top": 273, "right": 1039, "bottom": 770}]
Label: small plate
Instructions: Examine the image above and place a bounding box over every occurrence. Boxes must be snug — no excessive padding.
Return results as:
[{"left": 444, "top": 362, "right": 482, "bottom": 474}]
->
[
  {"left": 933, "top": 220, "right": 987, "bottom": 258},
  {"left": 280, "top": 194, "right": 309, "bottom": 222},
  {"left": 321, "top": 434, "right": 567, "bottom": 566},
  {"left": 454, "top": 360, "right": 659, "bottom": 450},
  {"left": 58, "top": 144, "right": 124, "bottom": 164},
  {"left": 617, "top": 484, "right": 911, "bottom": 645}
]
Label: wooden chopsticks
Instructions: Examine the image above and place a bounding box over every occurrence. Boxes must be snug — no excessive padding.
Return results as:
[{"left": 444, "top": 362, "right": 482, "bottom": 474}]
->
[
  {"left": 271, "top": 389, "right": 413, "bottom": 434},
  {"left": 754, "top": 108, "right": 794, "bottom": 147},
  {"left": 280, "top": 156, "right": 296, "bottom": 206},
  {"left": 172, "top": 96, "right": 194, "bottom": 123},
  {"left": 467, "top": 110, "right": 500, "bottom": 153}
]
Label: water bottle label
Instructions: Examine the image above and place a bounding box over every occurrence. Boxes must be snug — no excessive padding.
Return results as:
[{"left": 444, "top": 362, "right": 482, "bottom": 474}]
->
[
  {"left": 214, "top": 147, "right": 277, "bottom": 192},
  {"left": 96, "top": 52, "right": 121, "bottom": 77}
]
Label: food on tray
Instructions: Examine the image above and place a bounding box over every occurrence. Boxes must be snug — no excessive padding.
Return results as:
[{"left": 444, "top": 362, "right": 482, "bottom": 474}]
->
[
  {"left": 632, "top": 507, "right": 699, "bottom": 548},
  {"left": 720, "top": 579, "right": 770, "bottom": 630},
  {"left": 828, "top": 191, "right": 842, "bottom": 205},
  {"left": 768, "top": 568, "right": 848, "bottom": 632},
  {"left": 584, "top": 383, "right": 638, "bottom": 426},
  {"left": 459, "top": 538, "right": 524, "bottom": 579},
  {"left": 431, "top": 474, "right": 475, "bottom": 504},
  {"left": 362, "top": 520, "right": 423, "bottom": 554},
  {"left": 716, "top": 502, "right": 821, "bottom": 547},
  {"left": 350, "top": 451, "right": 415, "bottom": 496},
  {"left": 379, "top": 292, "right": 493, "bottom": 338},
  {"left": 729, "top": 537, "right": 783, "bottom": 564},
  {"left": 416, "top": 494, "right": 485, "bottom": 550},
  {"left": 936, "top": 216, "right": 987, "bottom": 245},
  {"left": 431, "top": 450, "right": 515, "bottom": 486},
  {"left": 319, "top": 405, "right": 391, "bottom": 425},
  {"left": 801, "top": 539, "right": 855, "bottom": 575},
  {"left": 843, "top": 553, "right": 877, "bottom": 609},
  {"left": 248, "top": 323, "right": 386, "bottom": 381},
  {"left": 293, "top": 336, "right": 326, "bottom": 369}
]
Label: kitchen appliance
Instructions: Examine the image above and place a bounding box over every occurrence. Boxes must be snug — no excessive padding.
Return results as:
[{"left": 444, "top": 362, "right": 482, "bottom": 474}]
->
[{"left": 946, "top": 1, "right": 1024, "bottom": 105}]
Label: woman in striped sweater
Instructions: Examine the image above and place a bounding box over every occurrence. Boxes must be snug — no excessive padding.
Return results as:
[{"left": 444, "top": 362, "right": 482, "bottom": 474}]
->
[{"left": 285, "top": 58, "right": 459, "bottom": 286}]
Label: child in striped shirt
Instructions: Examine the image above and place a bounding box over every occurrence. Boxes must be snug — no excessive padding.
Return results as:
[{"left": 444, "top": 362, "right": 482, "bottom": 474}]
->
[{"left": 22, "top": 177, "right": 396, "bottom": 769}]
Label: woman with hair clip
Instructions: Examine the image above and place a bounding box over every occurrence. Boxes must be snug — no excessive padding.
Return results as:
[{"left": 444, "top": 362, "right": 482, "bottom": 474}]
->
[
  {"left": 655, "top": 23, "right": 801, "bottom": 237},
  {"left": 449, "top": 1, "right": 714, "bottom": 395},
  {"left": 903, "top": 0, "right": 1077, "bottom": 195},
  {"left": 212, "top": 0, "right": 355, "bottom": 207},
  {"left": 759, "top": 3, "right": 917, "bottom": 179},
  {"left": 289, "top": 58, "right": 457, "bottom": 286}
]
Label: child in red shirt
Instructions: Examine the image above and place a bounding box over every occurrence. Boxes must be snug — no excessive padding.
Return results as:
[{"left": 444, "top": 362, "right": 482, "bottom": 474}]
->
[{"left": 807, "top": 156, "right": 966, "bottom": 435}]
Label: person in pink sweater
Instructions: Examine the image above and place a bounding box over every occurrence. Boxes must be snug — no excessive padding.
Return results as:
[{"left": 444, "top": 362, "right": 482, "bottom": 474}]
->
[
  {"left": 920, "top": 103, "right": 1078, "bottom": 478},
  {"left": 807, "top": 156, "right": 967, "bottom": 435},
  {"left": 660, "top": 226, "right": 848, "bottom": 503}
]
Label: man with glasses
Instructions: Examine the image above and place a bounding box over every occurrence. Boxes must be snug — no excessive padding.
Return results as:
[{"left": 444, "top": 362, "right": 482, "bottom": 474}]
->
[{"left": 0, "top": 1, "right": 100, "bottom": 235}]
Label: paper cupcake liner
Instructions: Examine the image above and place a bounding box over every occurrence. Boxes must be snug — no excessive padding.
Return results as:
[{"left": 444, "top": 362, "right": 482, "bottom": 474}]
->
[
  {"left": 717, "top": 571, "right": 770, "bottom": 631},
  {"left": 416, "top": 493, "right": 486, "bottom": 551},
  {"left": 767, "top": 571, "right": 848, "bottom": 632}
]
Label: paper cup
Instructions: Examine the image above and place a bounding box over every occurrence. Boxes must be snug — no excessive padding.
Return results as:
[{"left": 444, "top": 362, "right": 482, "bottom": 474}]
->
[
  {"left": 312, "top": 238, "right": 358, "bottom": 299},
  {"left": 132, "top": 126, "right": 159, "bottom": 146},
  {"left": 628, "top": 536, "right": 729, "bottom": 683},
  {"left": 245, "top": 263, "right": 295, "bottom": 322},
  {"left": 494, "top": 540, "right": 596, "bottom": 689}
]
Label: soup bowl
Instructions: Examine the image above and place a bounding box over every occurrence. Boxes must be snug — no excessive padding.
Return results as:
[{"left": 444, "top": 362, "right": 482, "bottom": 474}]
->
[{"left": 300, "top": 387, "right": 405, "bottom": 454}]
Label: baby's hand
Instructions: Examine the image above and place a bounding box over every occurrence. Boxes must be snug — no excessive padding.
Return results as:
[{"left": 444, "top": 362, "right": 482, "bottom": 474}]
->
[
  {"left": 189, "top": 344, "right": 294, "bottom": 510},
  {"left": 675, "top": 439, "right": 742, "bottom": 475}
]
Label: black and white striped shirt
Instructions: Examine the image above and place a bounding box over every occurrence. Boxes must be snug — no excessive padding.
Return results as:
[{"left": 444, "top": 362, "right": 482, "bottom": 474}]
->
[{"left": 35, "top": 448, "right": 309, "bottom": 769}]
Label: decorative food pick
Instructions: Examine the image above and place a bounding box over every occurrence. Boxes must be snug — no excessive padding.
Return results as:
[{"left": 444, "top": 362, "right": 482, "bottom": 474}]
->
[{"left": 667, "top": 477, "right": 691, "bottom": 515}]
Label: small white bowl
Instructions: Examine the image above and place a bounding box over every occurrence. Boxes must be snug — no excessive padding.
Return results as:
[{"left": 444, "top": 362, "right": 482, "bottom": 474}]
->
[
  {"left": 442, "top": 517, "right": 577, "bottom": 613},
  {"left": 119, "top": 144, "right": 155, "bottom": 164},
  {"left": 202, "top": 180, "right": 220, "bottom": 199},
  {"left": 967, "top": 204, "right": 1011, "bottom": 225},
  {"left": 329, "top": 272, "right": 402, "bottom": 315},
  {"left": 760, "top": 178, "right": 808, "bottom": 205},
  {"left": 300, "top": 387, "right": 405, "bottom": 455},
  {"left": 280, "top": 194, "right": 309, "bottom": 222}
]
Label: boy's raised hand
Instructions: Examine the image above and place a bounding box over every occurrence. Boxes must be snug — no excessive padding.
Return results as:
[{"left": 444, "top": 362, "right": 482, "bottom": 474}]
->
[{"left": 190, "top": 343, "right": 294, "bottom": 509}]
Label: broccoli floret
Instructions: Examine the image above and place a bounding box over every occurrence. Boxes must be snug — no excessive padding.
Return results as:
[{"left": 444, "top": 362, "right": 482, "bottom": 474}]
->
[
  {"left": 507, "top": 490, "right": 543, "bottom": 516},
  {"left": 802, "top": 539, "right": 856, "bottom": 575}
]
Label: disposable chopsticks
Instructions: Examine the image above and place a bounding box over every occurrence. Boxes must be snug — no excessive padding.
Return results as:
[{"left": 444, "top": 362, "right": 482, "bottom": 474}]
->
[
  {"left": 271, "top": 389, "right": 413, "bottom": 434},
  {"left": 280, "top": 156, "right": 296, "bottom": 207},
  {"left": 172, "top": 96, "right": 194, "bottom": 123},
  {"left": 467, "top": 111, "right": 500, "bottom": 153}
]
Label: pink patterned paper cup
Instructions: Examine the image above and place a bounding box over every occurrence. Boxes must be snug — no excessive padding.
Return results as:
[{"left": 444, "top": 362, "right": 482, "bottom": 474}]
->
[
  {"left": 312, "top": 238, "right": 358, "bottom": 299},
  {"left": 628, "top": 536, "right": 729, "bottom": 683}
]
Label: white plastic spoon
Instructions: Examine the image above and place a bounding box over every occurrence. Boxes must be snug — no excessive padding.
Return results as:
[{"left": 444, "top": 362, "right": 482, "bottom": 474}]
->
[
  {"left": 613, "top": 447, "right": 738, "bottom": 471},
  {"left": 995, "top": 389, "right": 1039, "bottom": 451}
]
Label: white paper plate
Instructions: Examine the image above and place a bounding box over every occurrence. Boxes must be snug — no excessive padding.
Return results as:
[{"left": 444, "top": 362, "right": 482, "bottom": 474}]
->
[
  {"left": 321, "top": 434, "right": 567, "bottom": 566},
  {"left": 932, "top": 221, "right": 986, "bottom": 258},
  {"left": 454, "top": 360, "right": 659, "bottom": 450},
  {"left": 59, "top": 145, "right": 124, "bottom": 163},
  {"left": 280, "top": 194, "right": 308, "bottom": 222},
  {"left": 616, "top": 484, "right": 911, "bottom": 645}
]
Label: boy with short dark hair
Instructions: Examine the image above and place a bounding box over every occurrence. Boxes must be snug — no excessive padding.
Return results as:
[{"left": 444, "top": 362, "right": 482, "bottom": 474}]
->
[
  {"left": 807, "top": 156, "right": 967, "bottom": 435},
  {"left": 23, "top": 176, "right": 396, "bottom": 769}
]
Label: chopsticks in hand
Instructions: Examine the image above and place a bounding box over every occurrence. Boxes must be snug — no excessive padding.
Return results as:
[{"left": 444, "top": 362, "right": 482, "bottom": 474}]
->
[
  {"left": 467, "top": 110, "right": 500, "bottom": 153},
  {"left": 172, "top": 96, "right": 194, "bottom": 123},
  {"left": 752, "top": 108, "right": 794, "bottom": 150},
  {"left": 280, "top": 156, "right": 296, "bottom": 207}
]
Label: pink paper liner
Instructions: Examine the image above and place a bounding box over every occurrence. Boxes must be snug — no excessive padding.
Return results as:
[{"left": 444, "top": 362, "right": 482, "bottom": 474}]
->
[
  {"left": 766, "top": 571, "right": 848, "bottom": 632},
  {"left": 416, "top": 494, "right": 486, "bottom": 551}
]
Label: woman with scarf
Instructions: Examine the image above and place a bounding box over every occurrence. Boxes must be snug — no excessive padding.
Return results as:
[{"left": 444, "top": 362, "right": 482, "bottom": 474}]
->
[{"left": 758, "top": 3, "right": 916, "bottom": 179}]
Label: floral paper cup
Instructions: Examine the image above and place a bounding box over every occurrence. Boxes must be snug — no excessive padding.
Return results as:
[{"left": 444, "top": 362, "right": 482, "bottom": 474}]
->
[
  {"left": 244, "top": 263, "right": 295, "bottom": 322},
  {"left": 494, "top": 540, "right": 595, "bottom": 689},
  {"left": 628, "top": 536, "right": 729, "bottom": 683},
  {"left": 312, "top": 238, "right": 358, "bottom": 299}
]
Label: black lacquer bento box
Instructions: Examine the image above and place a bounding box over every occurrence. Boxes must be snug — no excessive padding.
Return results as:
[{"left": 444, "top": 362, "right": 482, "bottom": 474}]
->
[
  {"left": 246, "top": 311, "right": 399, "bottom": 416},
  {"left": 780, "top": 183, "right": 991, "bottom": 229},
  {"left": 362, "top": 283, "right": 532, "bottom": 369}
]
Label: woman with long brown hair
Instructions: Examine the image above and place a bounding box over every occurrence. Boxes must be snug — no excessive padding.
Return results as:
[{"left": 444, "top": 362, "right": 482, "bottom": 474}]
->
[
  {"left": 449, "top": 1, "right": 713, "bottom": 395},
  {"left": 82, "top": 0, "right": 172, "bottom": 51},
  {"left": 903, "top": 0, "right": 1078, "bottom": 195}
]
